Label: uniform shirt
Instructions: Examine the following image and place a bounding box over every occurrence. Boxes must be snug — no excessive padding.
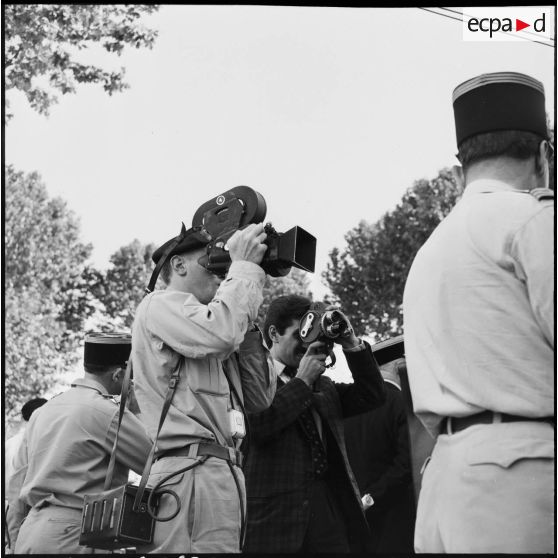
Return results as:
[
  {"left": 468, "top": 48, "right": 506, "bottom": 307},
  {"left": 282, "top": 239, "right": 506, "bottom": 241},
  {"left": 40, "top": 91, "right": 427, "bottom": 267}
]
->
[
  {"left": 132, "top": 260, "right": 275, "bottom": 455},
  {"left": 403, "top": 179, "right": 554, "bottom": 436},
  {"left": 4, "top": 429, "right": 24, "bottom": 487},
  {"left": 6, "top": 377, "right": 151, "bottom": 544}
]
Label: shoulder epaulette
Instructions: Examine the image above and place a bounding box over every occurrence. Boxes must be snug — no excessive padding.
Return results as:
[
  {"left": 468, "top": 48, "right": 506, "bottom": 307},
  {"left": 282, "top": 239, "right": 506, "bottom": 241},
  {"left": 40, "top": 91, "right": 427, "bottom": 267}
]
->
[{"left": 529, "top": 188, "right": 554, "bottom": 202}]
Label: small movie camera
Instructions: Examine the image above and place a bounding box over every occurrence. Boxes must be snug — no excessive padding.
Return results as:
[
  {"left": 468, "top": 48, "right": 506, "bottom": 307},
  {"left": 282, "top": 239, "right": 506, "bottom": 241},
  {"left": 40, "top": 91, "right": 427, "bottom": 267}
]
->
[
  {"left": 298, "top": 307, "right": 352, "bottom": 368},
  {"left": 193, "top": 186, "right": 316, "bottom": 278}
]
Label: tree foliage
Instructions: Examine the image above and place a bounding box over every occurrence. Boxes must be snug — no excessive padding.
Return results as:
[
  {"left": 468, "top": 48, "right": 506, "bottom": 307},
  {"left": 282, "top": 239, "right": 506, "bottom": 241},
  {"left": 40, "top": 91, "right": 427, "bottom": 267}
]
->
[
  {"left": 5, "top": 166, "right": 96, "bottom": 418},
  {"left": 324, "top": 168, "right": 464, "bottom": 341},
  {"left": 94, "top": 239, "right": 157, "bottom": 329},
  {"left": 258, "top": 268, "right": 313, "bottom": 325},
  {"left": 4, "top": 4, "right": 159, "bottom": 118}
]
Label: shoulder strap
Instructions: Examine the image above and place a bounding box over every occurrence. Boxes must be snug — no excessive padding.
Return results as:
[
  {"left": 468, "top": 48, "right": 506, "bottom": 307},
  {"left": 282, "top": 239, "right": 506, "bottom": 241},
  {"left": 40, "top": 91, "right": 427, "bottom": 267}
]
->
[
  {"left": 104, "top": 358, "right": 133, "bottom": 490},
  {"left": 132, "top": 357, "right": 183, "bottom": 511},
  {"left": 145, "top": 223, "right": 188, "bottom": 294}
]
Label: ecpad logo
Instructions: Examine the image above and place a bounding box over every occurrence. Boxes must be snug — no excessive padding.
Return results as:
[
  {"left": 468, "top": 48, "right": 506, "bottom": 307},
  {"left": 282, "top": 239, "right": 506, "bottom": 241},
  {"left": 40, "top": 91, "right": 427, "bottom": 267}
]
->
[{"left": 463, "top": 7, "right": 554, "bottom": 42}]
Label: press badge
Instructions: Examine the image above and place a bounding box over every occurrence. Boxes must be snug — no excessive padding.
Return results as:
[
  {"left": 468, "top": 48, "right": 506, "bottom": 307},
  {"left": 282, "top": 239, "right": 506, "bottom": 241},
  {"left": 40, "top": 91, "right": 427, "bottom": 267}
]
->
[{"left": 229, "top": 409, "right": 246, "bottom": 439}]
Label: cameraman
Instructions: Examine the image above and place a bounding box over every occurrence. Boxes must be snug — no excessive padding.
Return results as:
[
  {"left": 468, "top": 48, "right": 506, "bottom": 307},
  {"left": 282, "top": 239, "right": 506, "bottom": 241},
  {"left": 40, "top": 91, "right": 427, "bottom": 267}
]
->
[
  {"left": 243, "top": 295, "right": 386, "bottom": 553},
  {"left": 131, "top": 222, "right": 275, "bottom": 553}
]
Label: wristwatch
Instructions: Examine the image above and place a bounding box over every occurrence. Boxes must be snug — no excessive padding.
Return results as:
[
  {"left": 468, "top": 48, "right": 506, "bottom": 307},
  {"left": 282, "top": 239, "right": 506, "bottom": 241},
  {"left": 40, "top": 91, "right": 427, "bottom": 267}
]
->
[{"left": 361, "top": 493, "right": 374, "bottom": 508}]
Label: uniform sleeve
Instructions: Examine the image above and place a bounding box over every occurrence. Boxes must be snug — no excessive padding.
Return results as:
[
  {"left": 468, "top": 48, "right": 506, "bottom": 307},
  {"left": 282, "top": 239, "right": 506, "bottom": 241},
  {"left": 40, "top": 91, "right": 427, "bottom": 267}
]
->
[
  {"left": 236, "top": 330, "right": 276, "bottom": 413},
  {"left": 335, "top": 342, "right": 386, "bottom": 418},
  {"left": 510, "top": 205, "right": 554, "bottom": 348},
  {"left": 105, "top": 408, "right": 153, "bottom": 475},
  {"left": 6, "top": 431, "right": 31, "bottom": 550},
  {"left": 146, "top": 261, "right": 265, "bottom": 359}
]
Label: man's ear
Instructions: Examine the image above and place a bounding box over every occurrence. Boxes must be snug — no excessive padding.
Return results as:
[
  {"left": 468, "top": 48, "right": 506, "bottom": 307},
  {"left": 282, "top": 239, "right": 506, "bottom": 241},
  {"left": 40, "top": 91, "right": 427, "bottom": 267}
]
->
[
  {"left": 111, "top": 367, "right": 123, "bottom": 383},
  {"left": 268, "top": 325, "right": 278, "bottom": 344},
  {"left": 170, "top": 254, "right": 188, "bottom": 276}
]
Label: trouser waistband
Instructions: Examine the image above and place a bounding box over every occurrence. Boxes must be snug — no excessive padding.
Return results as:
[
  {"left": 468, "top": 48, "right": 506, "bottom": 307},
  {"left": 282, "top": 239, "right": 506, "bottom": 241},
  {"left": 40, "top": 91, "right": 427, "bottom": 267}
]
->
[
  {"left": 442, "top": 411, "right": 554, "bottom": 435},
  {"left": 158, "top": 441, "right": 243, "bottom": 467}
]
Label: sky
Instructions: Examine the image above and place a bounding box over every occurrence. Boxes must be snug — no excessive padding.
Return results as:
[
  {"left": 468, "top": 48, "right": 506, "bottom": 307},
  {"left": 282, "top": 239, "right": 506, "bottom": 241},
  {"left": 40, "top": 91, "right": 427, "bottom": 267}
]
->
[
  {"left": 5, "top": 5, "right": 556, "bottom": 385},
  {"left": 6, "top": 5, "right": 555, "bottom": 299}
]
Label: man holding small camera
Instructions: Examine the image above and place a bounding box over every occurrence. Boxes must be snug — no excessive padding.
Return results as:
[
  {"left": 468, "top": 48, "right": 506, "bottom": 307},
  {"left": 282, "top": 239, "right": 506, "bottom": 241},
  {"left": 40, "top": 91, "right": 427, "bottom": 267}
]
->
[
  {"left": 243, "top": 294, "right": 386, "bottom": 553},
  {"left": 131, "top": 222, "right": 276, "bottom": 553}
]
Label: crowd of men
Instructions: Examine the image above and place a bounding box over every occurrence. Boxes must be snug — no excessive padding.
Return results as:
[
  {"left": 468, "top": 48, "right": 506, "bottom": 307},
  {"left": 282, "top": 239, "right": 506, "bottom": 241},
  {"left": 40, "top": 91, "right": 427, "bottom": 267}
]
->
[{"left": 5, "top": 70, "right": 554, "bottom": 555}]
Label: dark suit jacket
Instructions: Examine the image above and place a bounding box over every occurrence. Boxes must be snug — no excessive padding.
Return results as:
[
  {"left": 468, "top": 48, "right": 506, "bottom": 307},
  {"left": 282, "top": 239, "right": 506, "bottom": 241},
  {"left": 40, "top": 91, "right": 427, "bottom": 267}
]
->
[
  {"left": 243, "top": 342, "right": 385, "bottom": 553},
  {"left": 344, "top": 381, "right": 416, "bottom": 553}
]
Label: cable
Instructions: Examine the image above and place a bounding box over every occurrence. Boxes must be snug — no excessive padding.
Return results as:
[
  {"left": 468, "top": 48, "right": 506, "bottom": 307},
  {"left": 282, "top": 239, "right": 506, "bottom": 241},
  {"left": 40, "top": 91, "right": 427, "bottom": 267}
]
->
[
  {"left": 146, "top": 456, "right": 208, "bottom": 521},
  {"left": 418, "top": 7, "right": 554, "bottom": 48},
  {"left": 227, "top": 460, "right": 247, "bottom": 552}
]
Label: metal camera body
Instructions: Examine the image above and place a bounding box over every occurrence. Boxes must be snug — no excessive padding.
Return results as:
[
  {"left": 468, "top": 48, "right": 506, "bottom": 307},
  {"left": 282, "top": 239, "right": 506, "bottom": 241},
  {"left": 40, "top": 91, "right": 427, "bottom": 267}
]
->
[
  {"left": 298, "top": 308, "right": 351, "bottom": 368},
  {"left": 192, "top": 186, "right": 316, "bottom": 278}
]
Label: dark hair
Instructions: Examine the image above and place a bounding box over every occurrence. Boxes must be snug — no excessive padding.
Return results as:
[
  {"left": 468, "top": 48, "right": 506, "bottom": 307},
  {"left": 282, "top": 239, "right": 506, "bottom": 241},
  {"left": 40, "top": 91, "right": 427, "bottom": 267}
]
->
[
  {"left": 84, "top": 363, "right": 123, "bottom": 375},
  {"left": 263, "top": 294, "right": 312, "bottom": 348},
  {"left": 21, "top": 398, "right": 47, "bottom": 421},
  {"left": 458, "top": 130, "right": 544, "bottom": 170}
]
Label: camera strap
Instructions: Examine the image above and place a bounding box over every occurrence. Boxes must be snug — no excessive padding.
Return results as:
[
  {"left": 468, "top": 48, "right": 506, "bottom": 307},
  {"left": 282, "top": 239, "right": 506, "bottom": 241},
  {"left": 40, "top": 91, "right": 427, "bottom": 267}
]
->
[
  {"left": 132, "top": 357, "right": 183, "bottom": 512},
  {"left": 145, "top": 223, "right": 189, "bottom": 294},
  {"left": 104, "top": 358, "right": 133, "bottom": 490},
  {"left": 102, "top": 355, "right": 184, "bottom": 512}
]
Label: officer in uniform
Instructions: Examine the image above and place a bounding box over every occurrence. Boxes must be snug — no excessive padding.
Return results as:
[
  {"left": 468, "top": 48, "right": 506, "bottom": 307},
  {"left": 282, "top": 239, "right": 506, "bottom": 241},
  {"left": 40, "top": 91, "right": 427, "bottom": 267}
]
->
[
  {"left": 403, "top": 72, "right": 554, "bottom": 553},
  {"left": 6, "top": 332, "right": 152, "bottom": 554}
]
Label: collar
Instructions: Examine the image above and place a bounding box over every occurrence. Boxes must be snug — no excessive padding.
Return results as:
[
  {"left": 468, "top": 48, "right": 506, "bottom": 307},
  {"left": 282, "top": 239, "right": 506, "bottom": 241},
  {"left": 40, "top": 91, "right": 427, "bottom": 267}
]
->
[
  {"left": 71, "top": 377, "right": 110, "bottom": 396},
  {"left": 463, "top": 178, "right": 528, "bottom": 197},
  {"left": 271, "top": 357, "right": 294, "bottom": 383},
  {"left": 384, "top": 378, "right": 401, "bottom": 391}
]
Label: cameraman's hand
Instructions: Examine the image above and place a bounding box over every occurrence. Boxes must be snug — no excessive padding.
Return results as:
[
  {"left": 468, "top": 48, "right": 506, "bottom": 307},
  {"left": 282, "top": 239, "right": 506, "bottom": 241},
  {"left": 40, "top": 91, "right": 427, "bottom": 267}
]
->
[
  {"left": 326, "top": 307, "right": 359, "bottom": 350},
  {"left": 228, "top": 223, "right": 267, "bottom": 265},
  {"left": 296, "top": 341, "right": 328, "bottom": 388}
]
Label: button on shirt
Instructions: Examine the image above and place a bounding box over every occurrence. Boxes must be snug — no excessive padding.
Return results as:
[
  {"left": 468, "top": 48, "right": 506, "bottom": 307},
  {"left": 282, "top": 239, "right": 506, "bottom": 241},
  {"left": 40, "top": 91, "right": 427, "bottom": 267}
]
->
[{"left": 403, "top": 179, "right": 554, "bottom": 436}]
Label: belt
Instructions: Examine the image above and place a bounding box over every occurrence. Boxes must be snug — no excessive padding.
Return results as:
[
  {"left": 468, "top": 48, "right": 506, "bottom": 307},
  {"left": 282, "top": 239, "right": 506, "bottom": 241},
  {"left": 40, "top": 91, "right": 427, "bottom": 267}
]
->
[
  {"left": 442, "top": 411, "right": 554, "bottom": 434},
  {"left": 158, "top": 441, "right": 243, "bottom": 467}
]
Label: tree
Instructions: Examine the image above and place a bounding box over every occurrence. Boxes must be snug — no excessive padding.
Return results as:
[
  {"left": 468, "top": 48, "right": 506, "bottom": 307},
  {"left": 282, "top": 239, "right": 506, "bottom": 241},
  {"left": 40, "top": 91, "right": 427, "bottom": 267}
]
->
[
  {"left": 5, "top": 166, "right": 96, "bottom": 419},
  {"left": 324, "top": 168, "right": 464, "bottom": 341},
  {"left": 4, "top": 4, "right": 159, "bottom": 118},
  {"left": 95, "top": 239, "right": 158, "bottom": 329},
  {"left": 258, "top": 268, "right": 313, "bottom": 325}
]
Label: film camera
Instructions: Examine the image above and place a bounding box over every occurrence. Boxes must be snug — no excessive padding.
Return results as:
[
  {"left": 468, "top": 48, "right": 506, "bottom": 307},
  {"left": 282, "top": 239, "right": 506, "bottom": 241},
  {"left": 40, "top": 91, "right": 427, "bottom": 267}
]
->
[
  {"left": 193, "top": 186, "right": 316, "bottom": 278},
  {"left": 298, "top": 305, "right": 353, "bottom": 368}
]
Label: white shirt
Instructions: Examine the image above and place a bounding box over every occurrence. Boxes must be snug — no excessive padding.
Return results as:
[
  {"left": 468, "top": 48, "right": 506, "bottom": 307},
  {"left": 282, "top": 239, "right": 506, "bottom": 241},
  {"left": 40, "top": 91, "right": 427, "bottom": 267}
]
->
[
  {"left": 403, "top": 179, "right": 554, "bottom": 436},
  {"left": 4, "top": 429, "right": 24, "bottom": 487}
]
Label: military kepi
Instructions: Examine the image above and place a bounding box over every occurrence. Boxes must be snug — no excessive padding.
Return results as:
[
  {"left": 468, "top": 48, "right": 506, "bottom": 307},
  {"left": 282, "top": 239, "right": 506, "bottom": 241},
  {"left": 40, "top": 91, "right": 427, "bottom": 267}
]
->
[
  {"left": 452, "top": 71, "right": 548, "bottom": 147},
  {"left": 84, "top": 332, "right": 132, "bottom": 367}
]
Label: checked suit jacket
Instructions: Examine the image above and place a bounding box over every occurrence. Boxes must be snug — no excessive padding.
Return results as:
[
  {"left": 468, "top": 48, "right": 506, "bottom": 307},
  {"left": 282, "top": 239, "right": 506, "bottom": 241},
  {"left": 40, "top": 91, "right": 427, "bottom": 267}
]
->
[{"left": 243, "top": 342, "right": 386, "bottom": 553}]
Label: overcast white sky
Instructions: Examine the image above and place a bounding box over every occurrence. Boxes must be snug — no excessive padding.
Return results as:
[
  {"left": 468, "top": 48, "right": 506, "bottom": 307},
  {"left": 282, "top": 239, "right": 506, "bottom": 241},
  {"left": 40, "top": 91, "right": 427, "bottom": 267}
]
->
[
  {"left": 6, "top": 5, "right": 555, "bottom": 303},
  {"left": 4, "top": 5, "right": 555, "bottom": 386}
]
